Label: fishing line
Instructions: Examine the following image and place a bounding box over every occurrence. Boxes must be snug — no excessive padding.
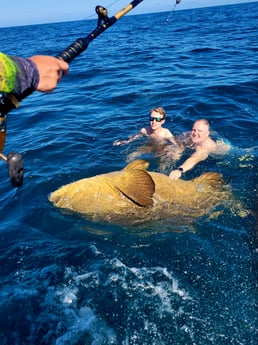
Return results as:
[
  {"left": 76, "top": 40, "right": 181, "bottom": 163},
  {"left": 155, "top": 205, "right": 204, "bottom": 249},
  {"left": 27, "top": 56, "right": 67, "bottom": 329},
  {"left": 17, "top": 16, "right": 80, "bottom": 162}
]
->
[
  {"left": 165, "top": 0, "right": 181, "bottom": 24},
  {"left": 84, "top": 0, "right": 124, "bottom": 21},
  {"left": 106, "top": 0, "right": 124, "bottom": 9}
]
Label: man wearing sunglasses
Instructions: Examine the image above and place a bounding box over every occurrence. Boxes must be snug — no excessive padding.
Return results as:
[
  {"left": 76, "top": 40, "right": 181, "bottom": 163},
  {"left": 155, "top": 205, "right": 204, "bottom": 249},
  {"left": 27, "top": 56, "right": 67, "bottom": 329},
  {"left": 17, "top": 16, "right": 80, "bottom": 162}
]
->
[
  {"left": 113, "top": 107, "right": 178, "bottom": 146},
  {"left": 113, "top": 107, "right": 181, "bottom": 171}
]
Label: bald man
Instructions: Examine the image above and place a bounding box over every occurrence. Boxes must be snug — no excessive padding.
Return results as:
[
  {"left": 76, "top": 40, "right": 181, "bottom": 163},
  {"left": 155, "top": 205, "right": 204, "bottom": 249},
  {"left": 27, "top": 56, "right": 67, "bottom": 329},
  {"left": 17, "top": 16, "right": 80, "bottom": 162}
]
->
[{"left": 169, "top": 119, "right": 230, "bottom": 180}]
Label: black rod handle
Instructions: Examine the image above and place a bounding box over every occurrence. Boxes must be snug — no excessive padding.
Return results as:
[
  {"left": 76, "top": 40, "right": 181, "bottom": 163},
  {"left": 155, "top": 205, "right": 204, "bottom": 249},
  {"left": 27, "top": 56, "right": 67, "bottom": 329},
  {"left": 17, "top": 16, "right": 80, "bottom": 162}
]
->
[{"left": 56, "top": 15, "right": 117, "bottom": 63}]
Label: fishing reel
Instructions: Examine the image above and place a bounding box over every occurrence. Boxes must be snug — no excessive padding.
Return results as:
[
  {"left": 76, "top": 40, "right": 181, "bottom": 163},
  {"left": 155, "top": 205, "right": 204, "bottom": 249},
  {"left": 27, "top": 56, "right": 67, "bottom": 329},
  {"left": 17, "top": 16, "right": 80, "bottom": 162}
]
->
[
  {"left": 0, "top": 93, "right": 24, "bottom": 187},
  {"left": 96, "top": 6, "right": 110, "bottom": 26}
]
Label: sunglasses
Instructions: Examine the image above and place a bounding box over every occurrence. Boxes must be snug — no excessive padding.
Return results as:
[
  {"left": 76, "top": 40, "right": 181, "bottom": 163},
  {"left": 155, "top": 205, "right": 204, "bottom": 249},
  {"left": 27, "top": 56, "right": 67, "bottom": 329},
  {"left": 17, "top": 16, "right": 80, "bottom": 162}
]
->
[{"left": 150, "top": 117, "right": 164, "bottom": 122}]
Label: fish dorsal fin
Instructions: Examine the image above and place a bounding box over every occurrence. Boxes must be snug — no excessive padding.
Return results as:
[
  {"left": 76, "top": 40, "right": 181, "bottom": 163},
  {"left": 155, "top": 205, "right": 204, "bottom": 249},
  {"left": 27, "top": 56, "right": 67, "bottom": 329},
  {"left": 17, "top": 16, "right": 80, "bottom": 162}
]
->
[
  {"left": 113, "top": 161, "right": 154, "bottom": 207},
  {"left": 123, "top": 159, "right": 150, "bottom": 172}
]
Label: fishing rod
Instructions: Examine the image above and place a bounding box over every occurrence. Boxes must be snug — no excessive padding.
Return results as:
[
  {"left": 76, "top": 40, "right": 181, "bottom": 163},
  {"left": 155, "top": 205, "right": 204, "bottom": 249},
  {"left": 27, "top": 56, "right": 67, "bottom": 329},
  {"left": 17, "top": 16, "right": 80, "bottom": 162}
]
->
[{"left": 0, "top": 0, "right": 144, "bottom": 187}]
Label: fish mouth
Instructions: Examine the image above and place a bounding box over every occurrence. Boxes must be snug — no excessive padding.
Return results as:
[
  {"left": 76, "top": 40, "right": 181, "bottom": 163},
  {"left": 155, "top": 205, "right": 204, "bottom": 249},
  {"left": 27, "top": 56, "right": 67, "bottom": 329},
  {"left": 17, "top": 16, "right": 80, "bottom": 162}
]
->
[
  {"left": 48, "top": 192, "right": 60, "bottom": 206},
  {"left": 49, "top": 192, "right": 72, "bottom": 209}
]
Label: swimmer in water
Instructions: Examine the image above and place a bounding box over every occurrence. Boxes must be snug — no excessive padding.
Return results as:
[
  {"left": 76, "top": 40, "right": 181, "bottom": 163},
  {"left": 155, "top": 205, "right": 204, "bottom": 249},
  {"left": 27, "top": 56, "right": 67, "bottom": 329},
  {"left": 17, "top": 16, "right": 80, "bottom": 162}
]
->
[
  {"left": 169, "top": 119, "right": 231, "bottom": 180},
  {"left": 113, "top": 107, "right": 178, "bottom": 146},
  {"left": 113, "top": 107, "right": 181, "bottom": 168}
]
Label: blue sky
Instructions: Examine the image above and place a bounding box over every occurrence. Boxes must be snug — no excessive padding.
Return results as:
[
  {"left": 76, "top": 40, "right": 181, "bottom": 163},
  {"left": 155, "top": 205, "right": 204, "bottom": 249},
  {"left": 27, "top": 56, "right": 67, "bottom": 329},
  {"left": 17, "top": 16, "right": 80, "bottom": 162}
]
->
[{"left": 1, "top": 0, "right": 257, "bottom": 27}]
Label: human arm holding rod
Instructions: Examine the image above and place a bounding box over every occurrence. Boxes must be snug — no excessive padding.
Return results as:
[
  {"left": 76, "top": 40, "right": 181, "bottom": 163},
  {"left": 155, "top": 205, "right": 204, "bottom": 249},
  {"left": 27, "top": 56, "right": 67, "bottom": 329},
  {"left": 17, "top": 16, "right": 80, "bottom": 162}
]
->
[
  {"left": 0, "top": 1, "right": 144, "bottom": 114},
  {"left": 0, "top": 52, "right": 69, "bottom": 95},
  {"left": 0, "top": 0, "right": 145, "bottom": 188}
]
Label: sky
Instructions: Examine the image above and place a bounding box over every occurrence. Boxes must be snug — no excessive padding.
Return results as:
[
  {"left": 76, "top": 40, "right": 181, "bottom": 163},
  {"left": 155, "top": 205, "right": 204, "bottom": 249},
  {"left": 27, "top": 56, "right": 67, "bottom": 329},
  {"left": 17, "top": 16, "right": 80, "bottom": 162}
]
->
[{"left": 1, "top": 0, "right": 257, "bottom": 27}]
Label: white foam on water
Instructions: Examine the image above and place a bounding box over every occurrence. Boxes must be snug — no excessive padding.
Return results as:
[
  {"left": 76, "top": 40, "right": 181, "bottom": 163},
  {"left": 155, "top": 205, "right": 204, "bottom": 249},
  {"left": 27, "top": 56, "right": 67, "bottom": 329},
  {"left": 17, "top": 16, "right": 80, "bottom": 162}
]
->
[
  {"left": 55, "top": 306, "right": 117, "bottom": 345},
  {"left": 56, "top": 286, "right": 78, "bottom": 306},
  {"left": 51, "top": 255, "right": 195, "bottom": 344}
]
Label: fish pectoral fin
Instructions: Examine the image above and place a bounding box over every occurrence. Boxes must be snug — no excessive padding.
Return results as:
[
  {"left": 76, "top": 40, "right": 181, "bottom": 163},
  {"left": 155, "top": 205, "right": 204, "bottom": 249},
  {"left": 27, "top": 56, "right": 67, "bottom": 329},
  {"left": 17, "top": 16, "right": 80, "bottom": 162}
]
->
[
  {"left": 114, "top": 170, "right": 155, "bottom": 207},
  {"left": 123, "top": 159, "right": 150, "bottom": 171}
]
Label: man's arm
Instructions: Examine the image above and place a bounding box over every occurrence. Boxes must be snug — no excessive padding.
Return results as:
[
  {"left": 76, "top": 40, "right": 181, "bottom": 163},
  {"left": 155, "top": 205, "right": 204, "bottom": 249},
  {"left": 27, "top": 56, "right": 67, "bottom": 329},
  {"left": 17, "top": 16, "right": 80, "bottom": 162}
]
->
[
  {"left": 0, "top": 52, "right": 68, "bottom": 96},
  {"left": 169, "top": 149, "right": 209, "bottom": 180},
  {"left": 113, "top": 131, "right": 143, "bottom": 146}
]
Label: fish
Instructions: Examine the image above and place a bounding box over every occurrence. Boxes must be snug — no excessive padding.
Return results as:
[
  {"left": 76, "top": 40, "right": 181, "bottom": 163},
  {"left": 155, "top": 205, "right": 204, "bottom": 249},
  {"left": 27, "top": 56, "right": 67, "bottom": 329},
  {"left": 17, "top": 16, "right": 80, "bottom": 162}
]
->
[{"left": 49, "top": 159, "right": 243, "bottom": 227}]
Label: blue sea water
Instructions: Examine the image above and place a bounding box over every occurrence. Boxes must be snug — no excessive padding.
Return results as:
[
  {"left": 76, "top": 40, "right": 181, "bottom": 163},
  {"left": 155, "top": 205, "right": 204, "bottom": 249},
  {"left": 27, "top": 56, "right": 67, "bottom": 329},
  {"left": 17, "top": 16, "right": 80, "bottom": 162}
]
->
[{"left": 0, "top": 2, "right": 257, "bottom": 344}]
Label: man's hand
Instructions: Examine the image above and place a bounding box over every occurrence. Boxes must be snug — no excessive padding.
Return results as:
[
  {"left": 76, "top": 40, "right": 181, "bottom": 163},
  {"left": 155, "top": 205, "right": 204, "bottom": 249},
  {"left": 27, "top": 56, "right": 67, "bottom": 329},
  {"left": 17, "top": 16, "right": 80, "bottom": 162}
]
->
[{"left": 29, "top": 55, "right": 69, "bottom": 92}]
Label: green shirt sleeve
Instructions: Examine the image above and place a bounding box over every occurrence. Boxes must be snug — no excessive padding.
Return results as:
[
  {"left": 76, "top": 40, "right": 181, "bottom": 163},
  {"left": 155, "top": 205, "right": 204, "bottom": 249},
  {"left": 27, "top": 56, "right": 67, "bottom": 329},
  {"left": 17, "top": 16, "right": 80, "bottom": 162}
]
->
[
  {"left": 0, "top": 52, "right": 39, "bottom": 96},
  {"left": 0, "top": 52, "right": 18, "bottom": 93}
]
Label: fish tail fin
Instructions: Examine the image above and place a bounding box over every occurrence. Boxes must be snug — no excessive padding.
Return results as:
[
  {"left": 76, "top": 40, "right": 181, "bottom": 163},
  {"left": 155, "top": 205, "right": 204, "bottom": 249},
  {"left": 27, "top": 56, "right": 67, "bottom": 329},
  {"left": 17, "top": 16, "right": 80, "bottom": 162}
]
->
[{"left": 193, "top": 172, "right": 225, "bottom": 190}]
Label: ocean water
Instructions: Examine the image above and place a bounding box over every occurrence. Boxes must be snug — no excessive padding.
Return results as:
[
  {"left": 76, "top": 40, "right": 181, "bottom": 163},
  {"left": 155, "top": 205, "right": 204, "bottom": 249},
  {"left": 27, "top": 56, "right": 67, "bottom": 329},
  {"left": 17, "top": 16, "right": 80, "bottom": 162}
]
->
[{"left": 0, "top": 2, "right": 257, "bottom": 344}]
